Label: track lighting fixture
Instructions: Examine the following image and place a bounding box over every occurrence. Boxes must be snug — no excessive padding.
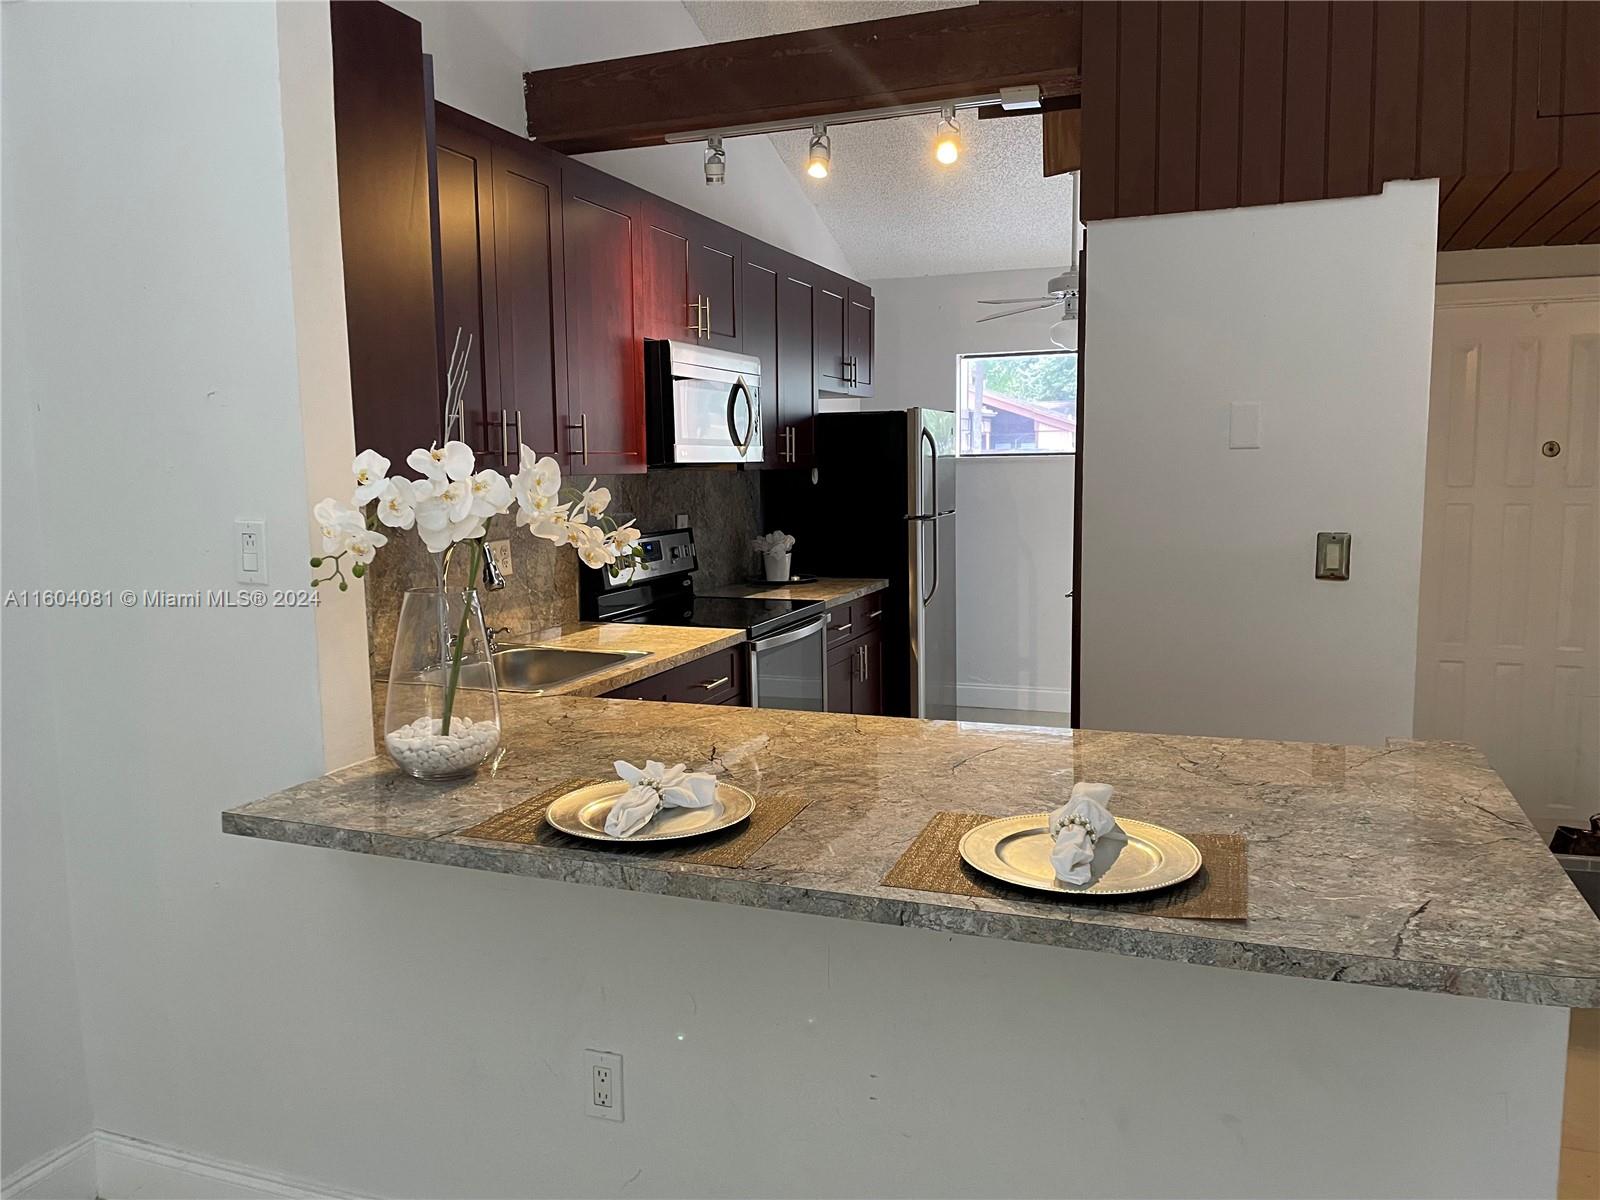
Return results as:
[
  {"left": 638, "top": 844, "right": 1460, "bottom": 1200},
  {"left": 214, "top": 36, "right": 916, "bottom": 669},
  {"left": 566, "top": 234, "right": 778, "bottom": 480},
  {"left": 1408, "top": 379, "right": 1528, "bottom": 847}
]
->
[
  {"left": 703, "top": 136, "right": 725, "bottom": 185},
  {"left": 934, "top": 106, "right": 961, "bottom": 165},
  {"left": 806, "top": 125, "right": 831, "bottom": 179}
]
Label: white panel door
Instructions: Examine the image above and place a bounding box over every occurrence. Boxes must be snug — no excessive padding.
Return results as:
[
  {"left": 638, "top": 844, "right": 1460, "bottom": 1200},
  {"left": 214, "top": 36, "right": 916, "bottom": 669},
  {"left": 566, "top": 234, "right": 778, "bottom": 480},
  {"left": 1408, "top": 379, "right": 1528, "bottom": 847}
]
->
[{"left": 1416, "top": 280, "right": 1600, "bottom": 834}]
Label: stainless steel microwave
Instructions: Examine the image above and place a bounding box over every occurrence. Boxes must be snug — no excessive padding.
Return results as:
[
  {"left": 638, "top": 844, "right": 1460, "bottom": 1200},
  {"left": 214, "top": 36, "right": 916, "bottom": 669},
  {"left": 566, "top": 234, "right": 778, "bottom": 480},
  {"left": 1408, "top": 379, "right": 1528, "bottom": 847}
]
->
[{"left": 645, "top": 339, "right": 762, "bottom": 466}]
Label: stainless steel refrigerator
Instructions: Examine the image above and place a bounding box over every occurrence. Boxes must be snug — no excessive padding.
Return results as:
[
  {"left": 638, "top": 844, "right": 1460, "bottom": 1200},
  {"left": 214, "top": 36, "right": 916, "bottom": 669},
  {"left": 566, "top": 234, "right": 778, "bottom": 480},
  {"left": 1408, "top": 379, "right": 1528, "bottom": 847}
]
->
[{"left": 764, "top": 408, "right": 957, "bottom": 720}]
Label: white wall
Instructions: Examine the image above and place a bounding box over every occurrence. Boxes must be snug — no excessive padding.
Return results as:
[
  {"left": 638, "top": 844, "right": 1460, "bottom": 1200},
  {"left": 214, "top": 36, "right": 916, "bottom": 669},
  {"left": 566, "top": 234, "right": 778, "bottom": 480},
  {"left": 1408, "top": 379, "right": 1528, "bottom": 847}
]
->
[
  {"left": 868, "top": 269, "right": 1076, "bottom": 713},
  {"left": 391, "top": 0, "right": 856, "bottom": 276},
  {"left": 1, "top": 0, "right": 327, "bottom": 1184},
  {"left": 1079, "top": 181, "right": 1439, "bottom": 745},
  {"left": 1437, "top": 243, "right": 1600, "bottom": 284},
  {"left": 1, "top": 7, "right": 97, "bottom": 1162}
]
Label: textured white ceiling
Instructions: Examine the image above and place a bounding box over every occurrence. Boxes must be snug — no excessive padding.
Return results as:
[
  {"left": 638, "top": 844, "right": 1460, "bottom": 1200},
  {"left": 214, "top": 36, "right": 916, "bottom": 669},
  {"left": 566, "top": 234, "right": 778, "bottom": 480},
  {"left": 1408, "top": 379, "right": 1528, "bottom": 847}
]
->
[{"left": 681, "top": 1, "right": 1078, "bottom": 281}]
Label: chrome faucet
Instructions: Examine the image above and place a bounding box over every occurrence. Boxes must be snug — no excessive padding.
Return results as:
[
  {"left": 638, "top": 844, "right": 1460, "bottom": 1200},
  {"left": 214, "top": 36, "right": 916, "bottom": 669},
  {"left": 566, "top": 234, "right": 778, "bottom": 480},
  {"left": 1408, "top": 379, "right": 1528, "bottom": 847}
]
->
[{"left": 485, "top": 625, "right": 512, "bottom": 654}]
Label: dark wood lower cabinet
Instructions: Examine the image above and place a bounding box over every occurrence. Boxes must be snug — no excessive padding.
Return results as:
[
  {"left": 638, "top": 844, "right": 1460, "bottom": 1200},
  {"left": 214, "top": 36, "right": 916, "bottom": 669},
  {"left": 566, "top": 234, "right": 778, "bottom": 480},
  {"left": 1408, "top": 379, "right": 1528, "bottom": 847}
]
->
[
  {"left": 824, "top": 592, "right": 886, "bottom": 716},
  {"left": 604, "top": 644, "right": 748, "bottom": 706}
]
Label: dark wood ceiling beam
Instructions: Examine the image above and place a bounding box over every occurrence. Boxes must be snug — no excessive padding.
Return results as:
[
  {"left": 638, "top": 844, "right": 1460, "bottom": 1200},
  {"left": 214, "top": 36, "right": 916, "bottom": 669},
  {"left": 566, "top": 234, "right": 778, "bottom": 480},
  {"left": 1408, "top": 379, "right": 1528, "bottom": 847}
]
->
[{"left": 523, "top": 2, "right": 1082, "bottom": 153}]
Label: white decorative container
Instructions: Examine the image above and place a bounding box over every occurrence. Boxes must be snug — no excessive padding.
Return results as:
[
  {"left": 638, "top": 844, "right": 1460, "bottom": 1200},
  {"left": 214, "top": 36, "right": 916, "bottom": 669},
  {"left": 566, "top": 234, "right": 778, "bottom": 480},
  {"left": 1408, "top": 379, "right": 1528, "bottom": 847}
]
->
[{"left": 763, "top": 548, "right": 792, "bottom": 582}]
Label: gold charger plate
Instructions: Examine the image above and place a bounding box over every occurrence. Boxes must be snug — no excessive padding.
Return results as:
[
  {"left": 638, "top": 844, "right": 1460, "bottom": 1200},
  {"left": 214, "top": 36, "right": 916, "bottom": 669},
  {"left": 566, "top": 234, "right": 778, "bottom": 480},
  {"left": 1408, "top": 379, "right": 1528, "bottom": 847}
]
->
[
  {"left": 958, "top": 815, "right": 1202, "bottom": 896},
  {"left": 544, "top": 780, "right": 756, "bottom": 843}
]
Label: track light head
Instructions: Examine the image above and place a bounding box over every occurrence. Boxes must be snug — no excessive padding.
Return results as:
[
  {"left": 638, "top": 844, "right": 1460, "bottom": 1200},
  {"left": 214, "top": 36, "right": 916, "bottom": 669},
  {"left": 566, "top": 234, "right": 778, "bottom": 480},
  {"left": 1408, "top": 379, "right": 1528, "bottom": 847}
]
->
[
  {"left": 806, "top": 125, "right": 831, "bottom": 179},
  {"left": 703, "top": 136, "right": 726, "bottom": 185},
  {"left": 934, "top": 105, "right": 960, "bottom": 165}
]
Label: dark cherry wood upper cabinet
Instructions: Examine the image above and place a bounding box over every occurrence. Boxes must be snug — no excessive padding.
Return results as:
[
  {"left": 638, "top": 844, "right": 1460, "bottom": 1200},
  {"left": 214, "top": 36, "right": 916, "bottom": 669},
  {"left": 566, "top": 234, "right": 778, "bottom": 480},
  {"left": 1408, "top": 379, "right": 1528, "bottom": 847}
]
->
[
  {"left": 688, "top": 217, "right": 742, "bottom": 351},
  {"left": 330, "top": 1, "right": 440, "bottom": 467},
  {"left": 638, "top": 200, "right": 694, "bottom": 343},
  {"left": 740, "top": 242, "right": 781, "bottom": 466},
  {"left": 432, "top": 117, "right": 500, "bottom": 464},
  {"left": 815, "top": 273, "right": 850, "bottom": 393},
  {"left": 776, "top": 263, "right": 819, "bottom": 467},
  {"left": 846, "top": 282, "right": 874, "bottom": 394},
  {"left": 489, "top": 140, "right": 567, "bottom": 464},
  {"left": 562, "top": 161, "right": 646, "bottom": 473}
]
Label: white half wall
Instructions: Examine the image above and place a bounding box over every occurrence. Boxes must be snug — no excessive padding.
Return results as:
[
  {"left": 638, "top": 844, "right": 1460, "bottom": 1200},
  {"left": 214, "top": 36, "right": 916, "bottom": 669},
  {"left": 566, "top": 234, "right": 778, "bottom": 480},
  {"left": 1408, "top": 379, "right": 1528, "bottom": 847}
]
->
[
  {"left": 391, "top": 0, "right": 855, "bottom": 276},
  {"left": 1079, "top": 181, "right": 1439, "bottom": 745},
  {"left": 869, "top": 269, "right": 1077, "bottom": 712}
]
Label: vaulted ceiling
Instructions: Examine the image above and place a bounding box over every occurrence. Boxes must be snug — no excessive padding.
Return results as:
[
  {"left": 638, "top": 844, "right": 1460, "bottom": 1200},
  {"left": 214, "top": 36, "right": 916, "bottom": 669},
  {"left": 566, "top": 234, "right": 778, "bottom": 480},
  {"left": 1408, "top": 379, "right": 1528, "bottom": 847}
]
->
[{"left": 680, "top": 1, "right": 1079, "bottom": 281}]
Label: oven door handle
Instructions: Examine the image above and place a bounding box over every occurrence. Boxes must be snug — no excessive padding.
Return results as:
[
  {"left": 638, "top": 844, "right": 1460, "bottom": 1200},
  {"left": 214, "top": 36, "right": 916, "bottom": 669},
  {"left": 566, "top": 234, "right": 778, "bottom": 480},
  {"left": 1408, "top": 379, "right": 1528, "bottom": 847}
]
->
[{"left": 750, "top": 615, "right": 827, "bottom": 653}]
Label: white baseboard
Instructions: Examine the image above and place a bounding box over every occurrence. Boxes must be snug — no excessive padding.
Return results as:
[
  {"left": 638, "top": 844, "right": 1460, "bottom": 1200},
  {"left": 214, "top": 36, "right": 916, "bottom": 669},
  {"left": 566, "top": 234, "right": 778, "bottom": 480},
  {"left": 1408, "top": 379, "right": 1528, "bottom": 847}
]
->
[
  {"left": 2, "top": 1133, "right": 97, "bottom": 1200},
  {"left": 5, "top": 1131, "right": 371, "bottom": 1200},
  {"left": 956, "top": 682, "right": 1072, "bottom": 713}
]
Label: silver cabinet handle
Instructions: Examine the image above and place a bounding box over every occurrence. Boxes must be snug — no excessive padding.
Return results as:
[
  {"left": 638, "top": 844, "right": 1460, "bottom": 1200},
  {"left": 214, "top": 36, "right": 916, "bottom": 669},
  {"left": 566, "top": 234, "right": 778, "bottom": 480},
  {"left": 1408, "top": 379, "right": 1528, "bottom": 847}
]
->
[
  {"left": 688, "top": 296, "right": 703, "bottom": 337},
  {"left": 515, "top": 410, "right": 524, "bottom": 465},
  {"left": 705, "top": 297, "right": 712, "bottom": 338},
  {"left": 695, "top": 676, "right": 731, "bottom": 691},
  {"left": 500, "top": 408, "right": 510, "bottom": 464},
  {"left": 868, "top": 609, "right": 883, "bottom": 620},
  {"left": 833, "top": 622, "right": 853, "bottom": 635},
  {"left": 856, "top": 644, "right": 865, "bottom": 682},
  {"left": 566, "top": 414, "right": 589, "bottom": 464}
]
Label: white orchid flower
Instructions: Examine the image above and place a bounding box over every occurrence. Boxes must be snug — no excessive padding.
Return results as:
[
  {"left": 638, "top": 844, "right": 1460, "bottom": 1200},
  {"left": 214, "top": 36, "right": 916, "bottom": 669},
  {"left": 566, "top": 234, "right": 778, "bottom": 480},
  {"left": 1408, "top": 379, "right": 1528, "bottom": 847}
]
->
[
  {"left": 528, "top": 452, "right": 561, "bottom": 498},
  {"left": 528, "top": 512, "right": 569, "bottom": 545},
  {"left": 429, "top": 478, "right": 473, "bottom": 523},
  {"left": 609, "top": 521, "right": 641, "bottom": 552},
  {"left": 344, "top": 527, "right": 388, "bottom": 564},
  {"left": 351, "top": 450, "right": 390, "bottom": 505},
  {"left": 515, "top": 488, "right": 561, "bottom": 528},
  {"left": 406, "top": 440, "right": 474, "bottom": 483},
  {"left": 575, "top": 523, "right": 615, "bottom": 570},
  {"left": 374, "top": 476, "right": 419, "bottom": 530},
  {"left": 313, "top": 497, "right": 365, "bottom": 554},
  {"left": 468, "top": 469, "right": 512, "bottom": 519},
  {"left": 580, "top": 479, "right": 610, "bottom": 518}
]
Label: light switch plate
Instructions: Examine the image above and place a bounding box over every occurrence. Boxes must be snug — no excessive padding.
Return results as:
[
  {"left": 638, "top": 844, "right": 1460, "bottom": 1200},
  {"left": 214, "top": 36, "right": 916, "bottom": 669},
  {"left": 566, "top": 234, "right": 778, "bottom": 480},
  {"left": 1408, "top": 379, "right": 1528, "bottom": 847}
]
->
[
  {"left": 1316, "top": 532, "right": 1351, "bottom": 580},
  {"left": 1229, "top": 402, "right": 1261, "bottom": 449}
]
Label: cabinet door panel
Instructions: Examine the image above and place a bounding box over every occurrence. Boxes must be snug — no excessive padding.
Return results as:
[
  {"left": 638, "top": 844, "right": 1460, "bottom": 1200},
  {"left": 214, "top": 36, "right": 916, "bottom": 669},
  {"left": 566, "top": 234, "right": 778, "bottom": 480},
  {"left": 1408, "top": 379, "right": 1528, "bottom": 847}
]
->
[
  {"left": 741, "top": 254, "right": 780, "bottom": 467},
  {"left": 847, "top": 284, "right": 874, "bottom": 392},
  {"left": 815, "top": 277, "right": 849, "bottom": 389},
  {"left": 826, "top": 644, "right": 856, "bottom": 714},
  {"left": 856, "top": 630, "right": 884, "bottom": 715},
  {"left": 562, "top": 167, "right": 644, "bottom": 471},
  {"left": 690, "top": 223, "right": 741, "bottom": 349},
  {"left": 778, "top": 270, "right": 817, "bottom": 466},
  {"left": 640, "top": 210, "right": 693, "bottom": 343},
  {"left": 490, "top": 145, "right": 565, "bottom": 465},
  {"left": 434, "top": 126, "right": 499, "bottom": 463}
]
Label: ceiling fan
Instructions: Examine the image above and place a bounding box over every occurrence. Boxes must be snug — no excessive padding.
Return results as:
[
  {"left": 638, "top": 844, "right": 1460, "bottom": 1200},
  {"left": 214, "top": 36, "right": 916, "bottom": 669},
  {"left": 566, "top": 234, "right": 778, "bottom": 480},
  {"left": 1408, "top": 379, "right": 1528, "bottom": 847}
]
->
[{"left": 975, "top": 173, "right": 1080, "bottom": 348}]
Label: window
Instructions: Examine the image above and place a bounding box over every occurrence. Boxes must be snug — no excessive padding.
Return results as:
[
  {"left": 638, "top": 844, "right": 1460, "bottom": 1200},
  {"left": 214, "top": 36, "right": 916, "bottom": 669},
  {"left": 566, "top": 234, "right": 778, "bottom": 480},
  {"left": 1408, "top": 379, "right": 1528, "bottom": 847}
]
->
[{"left": 956, "top": 351, "right": 1077, "bottom": 456}]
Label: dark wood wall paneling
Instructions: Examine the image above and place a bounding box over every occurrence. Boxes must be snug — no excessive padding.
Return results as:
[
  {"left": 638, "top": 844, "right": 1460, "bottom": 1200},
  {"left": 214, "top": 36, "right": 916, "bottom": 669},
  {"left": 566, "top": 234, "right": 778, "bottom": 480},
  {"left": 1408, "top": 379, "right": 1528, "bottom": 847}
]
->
[{"left": 1082, "top": 0, "right": 1600, "bottom": 247}]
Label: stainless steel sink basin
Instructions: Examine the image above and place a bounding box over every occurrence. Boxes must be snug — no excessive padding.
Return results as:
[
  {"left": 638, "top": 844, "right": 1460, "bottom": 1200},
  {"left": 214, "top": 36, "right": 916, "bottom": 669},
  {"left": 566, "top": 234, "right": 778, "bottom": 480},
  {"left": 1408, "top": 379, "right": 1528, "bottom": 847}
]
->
[{"left": 491, "top": 645, "right": 648, "bottom": 694}]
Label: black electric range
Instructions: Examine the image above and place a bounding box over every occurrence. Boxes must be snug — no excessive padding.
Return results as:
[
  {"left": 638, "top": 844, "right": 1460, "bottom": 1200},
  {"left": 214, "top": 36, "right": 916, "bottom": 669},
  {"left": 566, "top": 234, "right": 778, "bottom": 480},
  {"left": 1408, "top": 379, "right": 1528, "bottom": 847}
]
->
[{"left": 578, "top": 528, "right": 824, "bottom": 639}]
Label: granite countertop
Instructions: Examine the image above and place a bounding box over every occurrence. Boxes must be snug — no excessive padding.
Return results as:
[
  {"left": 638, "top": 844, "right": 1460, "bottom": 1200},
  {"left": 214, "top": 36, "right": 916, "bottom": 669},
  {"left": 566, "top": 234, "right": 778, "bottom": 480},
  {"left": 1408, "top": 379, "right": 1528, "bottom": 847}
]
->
[
  {"left": 224, "top": 697, "right": 1600, "bottom": 1007},
  {"left": 702, "top": 577, "right": 889, "bottom": 608},
  {"left": 490, "top": 622, "right": 744, "bottom": 697}
]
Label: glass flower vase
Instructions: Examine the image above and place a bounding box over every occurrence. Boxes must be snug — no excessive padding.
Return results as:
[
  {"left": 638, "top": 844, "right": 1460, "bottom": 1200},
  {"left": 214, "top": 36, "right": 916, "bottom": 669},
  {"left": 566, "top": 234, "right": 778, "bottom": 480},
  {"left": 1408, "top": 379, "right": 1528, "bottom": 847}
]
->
[{"left": 383, "top": 587, "right": 502, "bottom": 780}]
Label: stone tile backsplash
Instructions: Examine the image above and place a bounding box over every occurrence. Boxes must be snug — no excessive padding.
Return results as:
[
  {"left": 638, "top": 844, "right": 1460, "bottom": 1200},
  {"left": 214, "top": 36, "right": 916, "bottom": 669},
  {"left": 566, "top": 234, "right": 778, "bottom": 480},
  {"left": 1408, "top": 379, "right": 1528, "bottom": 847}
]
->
[{"left": 364, "top": 466, "right": 762, "bottom": 674}]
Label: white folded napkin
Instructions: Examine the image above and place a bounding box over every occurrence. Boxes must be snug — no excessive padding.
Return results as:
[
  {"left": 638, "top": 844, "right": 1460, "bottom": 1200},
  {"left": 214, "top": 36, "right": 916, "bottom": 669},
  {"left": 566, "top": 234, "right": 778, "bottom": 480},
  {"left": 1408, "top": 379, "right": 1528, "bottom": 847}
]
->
[
  {"left": 1047, "top": 781, "right": 1127, "bottom": 885},
  {"left": 604, "top": 759, "right": 718, "bottom": 837}
]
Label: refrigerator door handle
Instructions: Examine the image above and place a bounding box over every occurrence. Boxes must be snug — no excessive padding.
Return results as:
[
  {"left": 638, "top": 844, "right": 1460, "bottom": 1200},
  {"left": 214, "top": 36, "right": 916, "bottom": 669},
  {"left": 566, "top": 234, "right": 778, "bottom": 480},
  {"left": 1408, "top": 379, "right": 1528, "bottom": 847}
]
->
[
  {"left": 920, "top": 427, "right": 938, "bottom": 518},
  {"left": 923, "top": 516, "right": 939, "bottom": 606}
]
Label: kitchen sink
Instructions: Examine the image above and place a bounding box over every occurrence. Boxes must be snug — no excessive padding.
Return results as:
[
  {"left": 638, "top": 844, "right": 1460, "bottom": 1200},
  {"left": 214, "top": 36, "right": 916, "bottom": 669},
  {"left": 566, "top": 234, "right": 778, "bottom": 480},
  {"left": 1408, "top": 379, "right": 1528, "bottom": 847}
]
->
[{"left": 491, "top": 645, "right": 648, "bottom": 693}]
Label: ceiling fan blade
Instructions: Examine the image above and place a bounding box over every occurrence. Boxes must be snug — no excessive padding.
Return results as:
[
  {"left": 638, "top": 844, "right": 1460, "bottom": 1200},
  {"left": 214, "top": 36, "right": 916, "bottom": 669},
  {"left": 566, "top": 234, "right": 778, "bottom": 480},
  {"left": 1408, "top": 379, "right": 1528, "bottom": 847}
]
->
[
  {"left": 975, "top": 301, "right": 1058, "bottom": 323},
  {"left": 977, "top": 296, "right": 1060, "bottom": 304}
]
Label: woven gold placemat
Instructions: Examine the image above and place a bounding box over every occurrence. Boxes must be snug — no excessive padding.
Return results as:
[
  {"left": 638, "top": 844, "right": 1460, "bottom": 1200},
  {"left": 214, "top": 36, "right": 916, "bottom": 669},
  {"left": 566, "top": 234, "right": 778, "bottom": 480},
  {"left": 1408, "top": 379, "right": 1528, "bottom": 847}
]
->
[
  {"left": 883, "top": 811, "right": 1248, "bottom": 920},
  {"left": 456, "top": 778, "right": 814, "bottom": 869}
]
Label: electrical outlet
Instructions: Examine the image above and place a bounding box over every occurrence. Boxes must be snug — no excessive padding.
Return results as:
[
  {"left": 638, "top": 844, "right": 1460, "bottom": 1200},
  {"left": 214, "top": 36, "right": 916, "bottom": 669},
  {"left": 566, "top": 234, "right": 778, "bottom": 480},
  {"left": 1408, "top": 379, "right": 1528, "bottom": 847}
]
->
[
  {"left": 584, "top": 1049, "right": 623, "bottom": 1121},
  {"left": 236, "top": 519, "right": 267, "bottom": 584},
  {"left": 486, "top": 538, "right": 513, "bottom": 579}
]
